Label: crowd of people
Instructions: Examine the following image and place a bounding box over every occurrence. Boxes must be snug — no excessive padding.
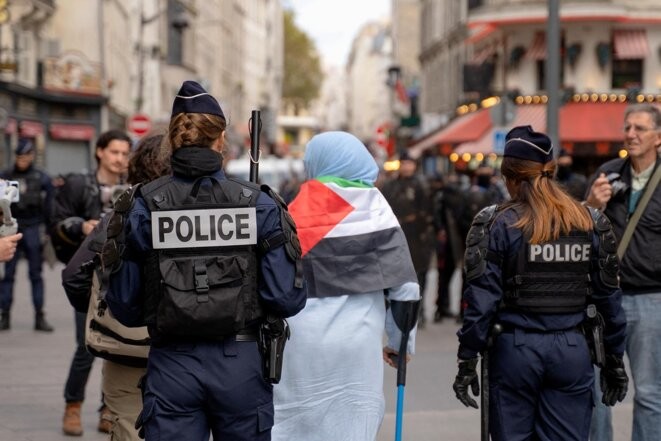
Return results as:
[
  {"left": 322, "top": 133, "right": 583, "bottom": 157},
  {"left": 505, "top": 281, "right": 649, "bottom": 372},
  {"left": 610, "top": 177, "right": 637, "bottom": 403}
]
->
[{"left": 0, "top": 82, "right": 659, "bottom": 441}]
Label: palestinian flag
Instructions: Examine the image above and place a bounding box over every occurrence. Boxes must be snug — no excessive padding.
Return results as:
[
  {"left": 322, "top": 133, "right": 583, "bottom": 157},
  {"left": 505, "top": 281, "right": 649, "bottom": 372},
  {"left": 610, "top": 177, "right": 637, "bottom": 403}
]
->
[{"left": 289, "top": 176, "right": 417, "bottom": 298}]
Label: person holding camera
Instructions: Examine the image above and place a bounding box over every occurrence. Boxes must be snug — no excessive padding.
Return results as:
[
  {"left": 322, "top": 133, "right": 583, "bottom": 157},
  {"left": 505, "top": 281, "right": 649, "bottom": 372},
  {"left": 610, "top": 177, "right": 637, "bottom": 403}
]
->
[{"left": 586, "top": 103, "right": 661, "bottom": 441}]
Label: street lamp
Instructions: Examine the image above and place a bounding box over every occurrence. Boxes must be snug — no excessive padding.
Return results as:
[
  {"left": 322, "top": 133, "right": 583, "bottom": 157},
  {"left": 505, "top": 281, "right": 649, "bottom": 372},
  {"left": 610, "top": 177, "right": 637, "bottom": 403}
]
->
[{"left": 135, "top": 0, "right": 188, "bottom": 113}]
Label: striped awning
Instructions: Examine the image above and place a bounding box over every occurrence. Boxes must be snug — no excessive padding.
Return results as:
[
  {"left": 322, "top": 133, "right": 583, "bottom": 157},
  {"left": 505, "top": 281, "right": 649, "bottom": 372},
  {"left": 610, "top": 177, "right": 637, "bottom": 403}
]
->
[
  {"left": 471, "top": 45, "right": 496, "bottom": 64},
  {"left": 526, "top": 33, "right": 546, "bottom": 60},
  {"left": 613, "top": 30, "right": 649, "bottom": 60}
]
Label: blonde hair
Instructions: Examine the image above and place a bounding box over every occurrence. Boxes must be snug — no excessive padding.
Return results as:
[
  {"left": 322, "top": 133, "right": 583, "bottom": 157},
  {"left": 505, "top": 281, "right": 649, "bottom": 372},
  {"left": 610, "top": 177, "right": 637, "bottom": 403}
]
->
[{"left": 501, "top": 157, "right": 593, "bottom": 243}]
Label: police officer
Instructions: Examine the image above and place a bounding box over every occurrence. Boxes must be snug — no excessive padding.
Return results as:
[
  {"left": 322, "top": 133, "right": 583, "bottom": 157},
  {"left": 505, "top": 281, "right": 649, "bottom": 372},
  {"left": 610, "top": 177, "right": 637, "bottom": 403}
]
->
[
  {"left": 0, "top": 139, "right": 54, "bottom": 331},
  {"left": 105, "top": 80, "right": 306, "bottom": 441},
  {"left": 452, "top": 126, "right": 628, "bottom": 441}
]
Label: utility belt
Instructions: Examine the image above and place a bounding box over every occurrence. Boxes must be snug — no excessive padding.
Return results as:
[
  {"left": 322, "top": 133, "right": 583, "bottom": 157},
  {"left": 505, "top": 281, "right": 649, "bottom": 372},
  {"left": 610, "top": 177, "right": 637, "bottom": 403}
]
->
[
  {"left": 150, "top": 326, "right": 259, "bottom": 347},
  {"left": 498, "top": 324, "right": 581, "bottom": 334}
]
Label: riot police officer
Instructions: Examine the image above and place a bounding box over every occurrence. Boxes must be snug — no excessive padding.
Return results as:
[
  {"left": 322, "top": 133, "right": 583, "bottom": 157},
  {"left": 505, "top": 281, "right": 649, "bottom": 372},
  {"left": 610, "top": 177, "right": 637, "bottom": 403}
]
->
[
  {"left": 0, "top": 139, "right": 54, "bottom": 331},
  {"left": 105, "top": 80, "right": 306, "bottom": 441},
  {"left": 452, "top": 126, "right": 628, "bottom": 441}
]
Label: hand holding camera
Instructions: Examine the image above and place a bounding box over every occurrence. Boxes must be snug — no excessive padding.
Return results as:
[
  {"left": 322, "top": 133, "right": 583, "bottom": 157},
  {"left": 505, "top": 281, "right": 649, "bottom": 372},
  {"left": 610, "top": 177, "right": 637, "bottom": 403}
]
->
[{"left": 586, "top": 172, "right": 627, "bottom": 210}]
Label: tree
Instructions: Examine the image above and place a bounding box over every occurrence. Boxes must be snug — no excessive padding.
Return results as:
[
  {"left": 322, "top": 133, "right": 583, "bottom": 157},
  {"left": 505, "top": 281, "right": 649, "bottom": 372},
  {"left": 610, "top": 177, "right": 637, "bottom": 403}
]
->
[{"left": 283, "top": 10, "right": 323, "bottom": 108}]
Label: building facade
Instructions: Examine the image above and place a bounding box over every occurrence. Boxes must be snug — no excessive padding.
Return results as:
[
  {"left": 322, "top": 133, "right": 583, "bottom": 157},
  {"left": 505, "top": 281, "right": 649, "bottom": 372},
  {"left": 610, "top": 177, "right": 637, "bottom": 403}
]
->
[
  {"left": 414, "top": 0, "right": 661, "bottom": 173},
  {"left": 0, "top": 0, "right": 283, "bottom": 175}
]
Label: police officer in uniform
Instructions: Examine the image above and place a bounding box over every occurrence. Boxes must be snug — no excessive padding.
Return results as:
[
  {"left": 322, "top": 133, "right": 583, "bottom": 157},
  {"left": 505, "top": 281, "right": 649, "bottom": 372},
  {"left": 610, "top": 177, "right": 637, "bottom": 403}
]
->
[
  {"left": 452, "top": 126, "right": 628, "bottom": 441},
  {"left": 104, "top": 80, "right": 306, "bottom": 441},
  {"left": 0, "top": 138, "right": 54, "bottom": 331}
]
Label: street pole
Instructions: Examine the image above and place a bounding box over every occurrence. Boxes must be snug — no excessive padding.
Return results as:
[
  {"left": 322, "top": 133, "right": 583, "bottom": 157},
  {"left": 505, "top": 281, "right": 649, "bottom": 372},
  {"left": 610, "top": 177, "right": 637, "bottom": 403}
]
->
[{"left": 546, "top": 0, "right": 560, "bottom": 159}]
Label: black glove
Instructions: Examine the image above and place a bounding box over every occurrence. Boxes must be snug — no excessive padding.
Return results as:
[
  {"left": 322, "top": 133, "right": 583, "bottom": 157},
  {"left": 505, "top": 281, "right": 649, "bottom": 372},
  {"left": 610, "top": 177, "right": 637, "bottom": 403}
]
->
[
  {"left": 600, "top": 354, "right": 628, "bottom": 406},
  {"left": 453, "top": 357, "right": 479, "bottom": 408}
]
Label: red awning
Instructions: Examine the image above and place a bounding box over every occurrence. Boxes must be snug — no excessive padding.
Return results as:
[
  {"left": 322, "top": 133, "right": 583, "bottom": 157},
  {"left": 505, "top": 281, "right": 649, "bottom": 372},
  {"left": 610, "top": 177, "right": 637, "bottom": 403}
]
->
[
  {"left": 454, "top": 104, "right": 547, "bottom": 154},
  {"left": 559, "top": 102, "right": 627, "bottom": 142},
  {"left": 409, "top": 108, "right": 492, "bottom": 158},
  {"left": 613, "top": 30, "right": 649, "bottom": 60},
  {"left": 526, "top": 33, "right": 546, "bottom": 60}
]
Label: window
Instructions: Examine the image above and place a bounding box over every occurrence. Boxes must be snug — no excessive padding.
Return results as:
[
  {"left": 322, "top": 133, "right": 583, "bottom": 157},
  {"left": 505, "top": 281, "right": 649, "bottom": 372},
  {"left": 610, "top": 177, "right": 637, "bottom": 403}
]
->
[
  {"left": 612, "top": 59, "right": 643, "bottom": 89},
  {"left": 167, "top": 0, "right": 184, "bottom": 65}
]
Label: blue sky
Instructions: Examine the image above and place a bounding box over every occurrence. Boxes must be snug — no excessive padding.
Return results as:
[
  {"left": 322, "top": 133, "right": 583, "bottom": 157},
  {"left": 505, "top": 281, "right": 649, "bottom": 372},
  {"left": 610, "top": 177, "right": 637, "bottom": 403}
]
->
[{"left": 284, "top": 0, "right": 390, "bottom": 68}]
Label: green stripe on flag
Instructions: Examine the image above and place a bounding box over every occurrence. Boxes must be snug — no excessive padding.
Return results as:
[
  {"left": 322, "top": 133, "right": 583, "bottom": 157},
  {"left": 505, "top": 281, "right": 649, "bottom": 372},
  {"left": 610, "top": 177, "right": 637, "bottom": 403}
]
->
[{"left": 316, "top": 176, "right": 373, "bottom": 188}]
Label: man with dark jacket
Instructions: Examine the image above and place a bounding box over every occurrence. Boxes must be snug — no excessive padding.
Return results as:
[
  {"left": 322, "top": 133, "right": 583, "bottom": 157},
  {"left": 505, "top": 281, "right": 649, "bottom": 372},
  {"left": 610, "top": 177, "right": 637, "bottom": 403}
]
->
[
  {"left": 586, "top": 103, "right": 661, "bottom": 441},
  {"left": 50, "top": 129, "right": 131, "bottom": 436},
  {"left": 0, "top": 139, "right": 54, "bottom": 331}
]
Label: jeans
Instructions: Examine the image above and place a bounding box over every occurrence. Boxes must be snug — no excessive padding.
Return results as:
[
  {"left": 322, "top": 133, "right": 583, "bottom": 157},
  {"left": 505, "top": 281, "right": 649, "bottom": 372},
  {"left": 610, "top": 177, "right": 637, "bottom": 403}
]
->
[
  {"left": 590, "top": 292, "right": 661, "bottom": 441},
  {"left": 64, "top": 310, "right": 96, "bottom": 403},
  {"left": 0, "top": 224, "right": 44, "bottom": 312}
]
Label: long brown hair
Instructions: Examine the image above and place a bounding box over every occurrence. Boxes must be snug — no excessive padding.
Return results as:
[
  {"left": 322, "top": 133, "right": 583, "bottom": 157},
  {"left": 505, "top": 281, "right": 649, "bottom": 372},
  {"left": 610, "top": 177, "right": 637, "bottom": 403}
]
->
[
  {"left": 166, "top": 112, "right": 226, "bottom": 152},
  {"left": 500, "top": 156, "right": 592, "bottom": 243}
]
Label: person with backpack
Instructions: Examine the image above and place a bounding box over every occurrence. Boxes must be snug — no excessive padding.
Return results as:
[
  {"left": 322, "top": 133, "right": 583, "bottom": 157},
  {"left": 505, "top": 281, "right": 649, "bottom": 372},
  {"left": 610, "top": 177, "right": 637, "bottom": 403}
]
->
[
  {"left": 62, "top": 133, "right": 168, "bottom": 441},
  {"left": 103, "top": 81, "right": 306, "bottom": 441},
  {"left": 50, "top": 129, "right": 131, "bottom": 436}
]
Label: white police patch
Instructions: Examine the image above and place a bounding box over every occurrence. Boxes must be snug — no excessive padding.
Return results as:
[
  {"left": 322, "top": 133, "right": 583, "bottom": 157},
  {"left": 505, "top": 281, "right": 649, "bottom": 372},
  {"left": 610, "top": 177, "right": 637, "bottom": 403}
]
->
[
  {"left": 152, "top": 208, "right": 257, "bottom": 249},
  {"left": 529, "top": 243, "right": 590, "bottom": 262}
]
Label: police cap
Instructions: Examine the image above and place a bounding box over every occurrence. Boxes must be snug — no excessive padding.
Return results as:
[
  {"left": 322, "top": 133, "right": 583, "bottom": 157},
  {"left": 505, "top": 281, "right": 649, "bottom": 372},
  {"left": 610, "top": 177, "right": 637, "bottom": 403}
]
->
[
  {"left": 503, "top": 125, "right": 553, "bottom": 164},
  {"left": 171, "top": 80, "right": 225, "bottom": 119},
  {"left": 15, "top": 138, "right": 34, "bottom": 155}
]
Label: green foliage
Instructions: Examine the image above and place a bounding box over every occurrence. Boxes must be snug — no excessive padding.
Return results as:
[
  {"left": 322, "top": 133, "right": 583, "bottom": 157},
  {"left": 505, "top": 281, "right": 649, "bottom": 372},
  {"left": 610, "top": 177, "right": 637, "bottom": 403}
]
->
[{"left": 283, "top": 10, "right": 323, "bottom": 107}]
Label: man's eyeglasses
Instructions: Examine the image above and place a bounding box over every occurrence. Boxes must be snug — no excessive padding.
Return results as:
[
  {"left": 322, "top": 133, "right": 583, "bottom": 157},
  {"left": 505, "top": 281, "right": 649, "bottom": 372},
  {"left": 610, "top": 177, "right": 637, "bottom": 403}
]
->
[{"left": 623, "top": 124, "right": 657, "bottom": 135}]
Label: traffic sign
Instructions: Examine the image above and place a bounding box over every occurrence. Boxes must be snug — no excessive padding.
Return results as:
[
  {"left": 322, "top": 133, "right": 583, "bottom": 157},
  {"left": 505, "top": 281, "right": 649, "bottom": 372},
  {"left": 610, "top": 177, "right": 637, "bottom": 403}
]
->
[{"left": 127, "top": 113, "right": 152, "bottom": 137}]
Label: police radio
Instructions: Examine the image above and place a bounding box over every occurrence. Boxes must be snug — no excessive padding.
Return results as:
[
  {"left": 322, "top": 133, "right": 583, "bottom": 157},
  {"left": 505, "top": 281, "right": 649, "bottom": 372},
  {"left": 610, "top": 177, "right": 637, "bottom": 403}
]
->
[{"left": 0, "top": 180, "right": 19, "bottom": 279}]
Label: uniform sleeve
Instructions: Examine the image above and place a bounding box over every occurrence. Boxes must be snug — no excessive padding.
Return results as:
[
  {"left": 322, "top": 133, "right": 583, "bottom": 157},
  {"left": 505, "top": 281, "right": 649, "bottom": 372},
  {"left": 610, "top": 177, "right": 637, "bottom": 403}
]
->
[
  {"left": 255, "top": 193, "right": 307, "bottom": 318},
  {"left": 589, "top": 230, "right": 627, "bottom": 357},
  {"left": 384, "top": 281, "right": 420, "bottom": 354},
  {"left": 106, "top": 197, "right": 152, "bottom": 327},
  {"left": 456, "top": 215, "right": 514, "bottom": 359}
]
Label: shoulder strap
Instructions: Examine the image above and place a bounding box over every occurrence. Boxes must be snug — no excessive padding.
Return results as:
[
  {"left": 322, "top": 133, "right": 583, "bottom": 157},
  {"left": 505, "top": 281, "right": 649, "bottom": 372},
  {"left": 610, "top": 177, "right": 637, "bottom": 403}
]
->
[{"left": 617, "top": 163, "right": 661, "bottom": 259}]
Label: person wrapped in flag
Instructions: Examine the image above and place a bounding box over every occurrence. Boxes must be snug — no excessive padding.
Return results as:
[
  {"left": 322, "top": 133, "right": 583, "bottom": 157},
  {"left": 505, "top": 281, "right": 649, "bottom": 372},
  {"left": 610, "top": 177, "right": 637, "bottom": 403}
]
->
[{"left": 271, "top": 131, "right": 421, "bottom": 441}]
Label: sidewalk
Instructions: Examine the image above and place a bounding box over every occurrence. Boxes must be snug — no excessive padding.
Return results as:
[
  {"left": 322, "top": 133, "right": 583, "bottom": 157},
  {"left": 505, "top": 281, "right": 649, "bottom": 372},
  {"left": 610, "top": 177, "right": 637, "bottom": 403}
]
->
[{"left": 0, "top": 262, "right": 634, "bottom": 441}]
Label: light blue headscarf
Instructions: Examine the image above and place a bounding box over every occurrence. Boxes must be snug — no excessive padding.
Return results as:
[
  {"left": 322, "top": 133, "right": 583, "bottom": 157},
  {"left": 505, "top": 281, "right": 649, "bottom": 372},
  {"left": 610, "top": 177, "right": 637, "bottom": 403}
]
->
[{"left": 304, "top": 131, "right": 379, "bottom": 185}]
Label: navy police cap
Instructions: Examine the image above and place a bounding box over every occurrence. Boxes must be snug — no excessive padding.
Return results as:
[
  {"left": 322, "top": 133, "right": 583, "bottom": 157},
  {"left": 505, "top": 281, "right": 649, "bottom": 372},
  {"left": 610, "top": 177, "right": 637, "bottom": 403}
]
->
[
  {"left": 171, "top": 80, "right": 225, "bottom": 119},
  {"left": 503, "top": 125, "right": 553, "bottom": 164},
  {"left": 15, "top": 138, "right": 34, "bottom": 155}
]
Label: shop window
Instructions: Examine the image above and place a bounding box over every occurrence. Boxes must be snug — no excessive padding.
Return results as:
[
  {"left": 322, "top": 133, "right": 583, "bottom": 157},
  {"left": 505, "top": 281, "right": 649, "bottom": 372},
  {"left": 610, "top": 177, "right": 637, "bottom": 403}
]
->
[{"left": 612, "top": 59, "right": 643, "bottom": 89}]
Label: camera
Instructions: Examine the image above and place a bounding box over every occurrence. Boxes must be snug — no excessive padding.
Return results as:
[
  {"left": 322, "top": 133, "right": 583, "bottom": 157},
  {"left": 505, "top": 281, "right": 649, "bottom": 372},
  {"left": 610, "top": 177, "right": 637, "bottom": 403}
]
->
[
  {"left": 0, "top": 180, "right": 19, "bottom": 203},
  {"left": 605, "top": 172, "right": 628, "bottom": 197}
]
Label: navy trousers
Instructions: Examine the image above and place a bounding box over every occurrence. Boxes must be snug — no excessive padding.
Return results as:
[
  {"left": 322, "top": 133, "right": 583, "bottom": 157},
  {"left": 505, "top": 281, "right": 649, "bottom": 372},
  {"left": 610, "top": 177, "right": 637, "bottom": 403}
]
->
[
  {"left": 489, "top": 328, "right": 594, "bottom": 441},
  {"left": 0, "top": 224, "right": 44, "bottom": 312},
  {"left": 139, "top": 339, "right": 273, "bottom": 441}
]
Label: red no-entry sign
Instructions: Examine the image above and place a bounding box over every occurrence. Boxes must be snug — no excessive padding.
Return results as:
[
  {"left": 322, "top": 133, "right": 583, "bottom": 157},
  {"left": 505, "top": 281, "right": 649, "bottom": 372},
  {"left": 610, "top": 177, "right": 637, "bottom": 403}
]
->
[{"left": 127, "top": 113, "right": 152, "bottom": 137}]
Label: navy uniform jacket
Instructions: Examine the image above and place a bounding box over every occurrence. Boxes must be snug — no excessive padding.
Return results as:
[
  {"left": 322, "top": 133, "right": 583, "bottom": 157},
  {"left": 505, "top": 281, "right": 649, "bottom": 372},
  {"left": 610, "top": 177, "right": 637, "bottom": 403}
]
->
[
  {"left": 457, "top": 207, "right": 627, "bottom": 360},
  {"left": 106, "top": 169, "right": 306, "bottom": 328}
]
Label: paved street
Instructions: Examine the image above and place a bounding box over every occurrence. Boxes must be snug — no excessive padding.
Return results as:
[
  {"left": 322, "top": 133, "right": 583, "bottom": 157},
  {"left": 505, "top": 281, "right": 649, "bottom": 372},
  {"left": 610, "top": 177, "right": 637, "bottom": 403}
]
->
[{"left": 0, "top": 262, "right": 633, "bottom": 440}]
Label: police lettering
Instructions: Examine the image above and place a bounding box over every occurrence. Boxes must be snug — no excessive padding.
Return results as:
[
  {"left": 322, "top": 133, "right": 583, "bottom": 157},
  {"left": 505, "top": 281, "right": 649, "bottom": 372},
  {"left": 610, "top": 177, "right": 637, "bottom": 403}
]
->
[
  {"left": 529, "top": 243, "right": 590, "bottom": 262},
  {"left": 152, "top": 208, "right": 257, "bottom": 249}
]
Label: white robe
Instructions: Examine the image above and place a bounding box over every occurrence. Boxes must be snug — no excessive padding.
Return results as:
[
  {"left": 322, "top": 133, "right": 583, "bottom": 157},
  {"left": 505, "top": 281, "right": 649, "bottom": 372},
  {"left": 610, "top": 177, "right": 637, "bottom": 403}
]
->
[{"left": 272, "top": 282, "right": 418, "bottom": 441}]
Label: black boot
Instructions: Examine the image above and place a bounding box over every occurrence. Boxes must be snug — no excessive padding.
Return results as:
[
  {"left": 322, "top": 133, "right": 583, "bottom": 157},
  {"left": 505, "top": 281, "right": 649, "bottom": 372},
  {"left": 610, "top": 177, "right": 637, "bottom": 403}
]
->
[
  {"left": 0, "top": 311, "right": 9, "bottom": 331},
  {"left": 35, "top": 311, "right": 54, "bottom": 332}
]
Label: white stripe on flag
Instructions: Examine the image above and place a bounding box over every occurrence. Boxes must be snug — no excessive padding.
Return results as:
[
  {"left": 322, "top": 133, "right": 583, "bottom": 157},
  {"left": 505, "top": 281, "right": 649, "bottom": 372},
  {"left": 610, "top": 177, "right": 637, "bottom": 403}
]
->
[{"left": 322, "top": 183, "right": 400, "bottom": 238}]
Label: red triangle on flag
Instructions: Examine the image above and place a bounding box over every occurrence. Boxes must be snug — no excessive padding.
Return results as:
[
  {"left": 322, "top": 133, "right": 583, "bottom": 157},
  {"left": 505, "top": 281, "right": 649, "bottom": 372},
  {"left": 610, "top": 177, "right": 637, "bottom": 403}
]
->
[{"left": 289, "top": 180, "right": 354, "bottom": 256}]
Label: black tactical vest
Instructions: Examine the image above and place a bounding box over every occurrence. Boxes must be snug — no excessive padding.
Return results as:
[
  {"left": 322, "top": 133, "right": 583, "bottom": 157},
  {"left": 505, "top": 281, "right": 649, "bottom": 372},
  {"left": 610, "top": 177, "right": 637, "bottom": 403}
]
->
[
  {"left": 502, "top": 230, "right": 593, "bottom": 314},
  {"left": 140, "top": 175, "right": 263, "bottom": 339},
  {"left": 12, "top": 169, "right": 44, "bottom": 219}
]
